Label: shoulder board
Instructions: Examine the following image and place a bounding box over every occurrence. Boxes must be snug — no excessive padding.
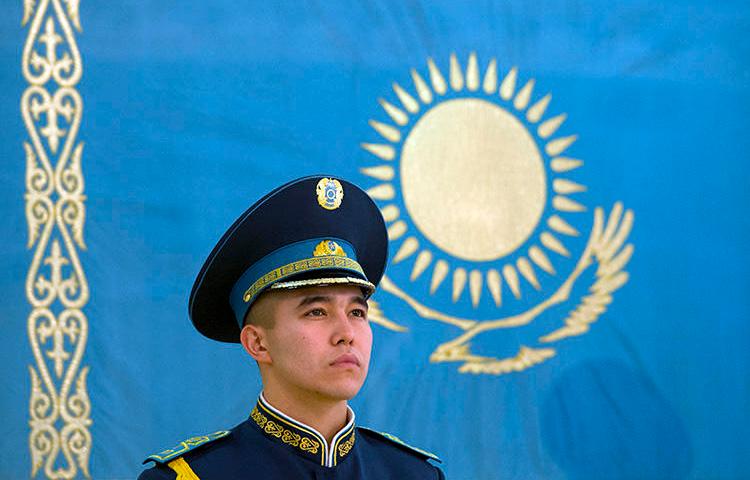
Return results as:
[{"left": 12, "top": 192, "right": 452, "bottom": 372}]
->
[
  {"left": 358, "top": 427, "right": 441, "bottom": 462},
  {"left": 143, "top": 430, "right": 231, "bottom": 464}
]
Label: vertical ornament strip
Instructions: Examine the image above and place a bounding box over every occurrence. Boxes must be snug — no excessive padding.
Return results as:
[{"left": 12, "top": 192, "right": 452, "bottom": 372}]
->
[{"left": 22, "top": 0, "right": 92, "bottom": 478}]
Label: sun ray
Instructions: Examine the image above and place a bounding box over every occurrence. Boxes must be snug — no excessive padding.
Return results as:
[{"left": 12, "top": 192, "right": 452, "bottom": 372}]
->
[
  {"left": 427, "top": 58, "right": 447, "bottom": 95},
  {"left": 513, "top": 79, "right": 535, "bottom": 111},
  {"left": 528, "top": 246, "right": 556, "bottom": 274},
  {"left": 449, "top": 53, "right": 464, "bottom": 91},
  {"left": 360, "top": 165, "right": 395, "bottom": 181},
  {"left": 486, "top": 268, "right": 502, "bottom": 306},
  {"left": 368, "top": 119, "right": 401, "bottom": 143},
  {"left": 553, "top": 195, "right": 586, "bottom": 212},
  {"left": 550, "top": 157, "right": 583, "bottom": 173},
  {"left": 538, "top": 113, "right": 567, "bottom": 139},
  {"left": 541, "top": 231, "right": 571, "bottom": 257},
  {"left": 553, "top": 179, "right": 587, "bottom": 194},
  {"left": 526, "top": 94, "right": 551, "bottom": 123},
  {"left": 466, "top": 52, "right": 479, "bottom": 91},
  {"left": 393, "top": 236, "right": 419, "bottom": 264},
  {"left": 379, "top": 204, "right": 400, "bottom": 222},
  {"left": 452, "top": 267, "right": 467, "bottom": 302},
  {"left": 469, "top": 269, "right": 483, "bottom": 306},
  {"left": 502, "top": 264, "right": 522, "bottom": 299},
  {"left": 378, "top": 98, "right": 408, "bottom": 126},
  {"left": 482, "top": 58, "right": 498, "bottom": 94},
  {"left": 393, "top": 82, "right": 419, "bottom": 114},
  {"left": 547, "top": 214, "right": 580, "bottom": 237},
  {"left": 429, "top": 259, "right": 449, "bottom": 294},
  {"left": 517, "top": 257, "right": 541, "bottom": 290},
  {"left": 361, "top": 143, "right": 396, "bottom": 161},
  {"left": 410, "top": 69, "right": 433, "bottom": 104},
  {"left": 411, "top": 249, "right": 433, "bottom": 280},
  {"left": 387, "top": 220, "right": 407, "bottom": 240},
  {"left": 546, "top": 135, "right": 578, "bottom": 156},
  {"left": 366, "top": 183, "right": 395, "bottom": 200},
  {"left": 499, "top": 66, "right": 518, "bottom": 100}
]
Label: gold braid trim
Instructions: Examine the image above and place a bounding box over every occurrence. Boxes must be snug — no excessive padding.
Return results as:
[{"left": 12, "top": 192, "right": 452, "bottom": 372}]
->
[
  {"left": 272, "top": 276, "right": 374, "bottom": 292},
  {"left": 251, "top": 406, "right": 320, "bottom": 455},
  {"left": 167, "top": 458, "right": 201, "bottom": 480},
  {"left": 242, "top": 256, "right": 364, "bottom": 302}
]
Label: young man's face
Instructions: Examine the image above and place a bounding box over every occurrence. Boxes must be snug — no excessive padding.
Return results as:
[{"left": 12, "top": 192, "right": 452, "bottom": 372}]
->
[{"left": 248, "top": 284, "right": 373, "bottom": 404}]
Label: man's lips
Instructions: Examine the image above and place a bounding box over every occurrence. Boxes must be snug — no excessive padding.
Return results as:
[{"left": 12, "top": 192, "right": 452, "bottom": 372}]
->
[{"left": 331, "top": 353, "right": 360, "bottom": 367}]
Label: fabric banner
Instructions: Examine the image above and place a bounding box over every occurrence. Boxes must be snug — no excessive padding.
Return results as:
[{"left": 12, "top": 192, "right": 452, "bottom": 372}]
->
[{"left": 1, "top": 1, "right": 748, "bottom": 479}]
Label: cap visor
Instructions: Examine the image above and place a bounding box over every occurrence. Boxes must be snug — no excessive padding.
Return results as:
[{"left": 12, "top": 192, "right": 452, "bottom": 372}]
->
[{"left": 270, "top": 276, "right": 376, "bottom": 297}]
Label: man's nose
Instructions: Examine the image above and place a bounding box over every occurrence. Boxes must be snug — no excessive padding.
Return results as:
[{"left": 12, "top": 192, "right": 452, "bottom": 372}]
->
[{"left": 332, "top": 309, "right": 355, "bottom": 345}]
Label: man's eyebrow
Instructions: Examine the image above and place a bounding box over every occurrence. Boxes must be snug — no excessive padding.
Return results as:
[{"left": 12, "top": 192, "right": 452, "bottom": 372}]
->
[
  {"left": 295, "top": 294, "right": 369, "bottom": 308},
  {"left": 297, "top": 295, "right": 330, "bottom": 308},
  {"left": 351, "top": 296, "right": 368, "bottom": 308}
]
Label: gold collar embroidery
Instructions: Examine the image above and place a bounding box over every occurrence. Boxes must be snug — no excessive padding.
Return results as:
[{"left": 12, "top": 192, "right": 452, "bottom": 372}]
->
[{"left": 251, "top": 395, "right": 356, "bottom": 467}]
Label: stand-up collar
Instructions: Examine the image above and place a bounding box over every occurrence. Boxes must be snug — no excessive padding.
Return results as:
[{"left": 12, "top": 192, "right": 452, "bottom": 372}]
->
[{"left": 250, "top": 393, "right": 356, "bottom": 468}]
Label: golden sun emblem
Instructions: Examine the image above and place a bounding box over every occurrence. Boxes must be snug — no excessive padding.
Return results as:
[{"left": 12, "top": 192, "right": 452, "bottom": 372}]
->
[{"left": 360, "top": 53, "right": 635, "bottom": 375}]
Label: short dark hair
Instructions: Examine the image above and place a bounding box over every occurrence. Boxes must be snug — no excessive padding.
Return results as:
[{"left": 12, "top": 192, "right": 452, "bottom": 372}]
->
[{"left": 241, "top": 292, "right": 275, "bottom": 329}]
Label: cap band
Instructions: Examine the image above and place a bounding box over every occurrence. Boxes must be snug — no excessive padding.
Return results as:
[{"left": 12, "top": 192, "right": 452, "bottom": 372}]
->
[{"left": 228, "top": 237, "right": 367, "bottom": 326}]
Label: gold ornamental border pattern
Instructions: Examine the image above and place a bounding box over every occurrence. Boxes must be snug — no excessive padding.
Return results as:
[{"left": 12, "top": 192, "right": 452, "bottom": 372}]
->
[{"left": 22, "top": 0, "right": 92, "bottom": 478}]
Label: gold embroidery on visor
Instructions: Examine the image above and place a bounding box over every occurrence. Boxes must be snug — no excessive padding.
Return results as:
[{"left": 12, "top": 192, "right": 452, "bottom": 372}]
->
[
  {"left": 271, "top": 276, "right": 374, "bottom": 292},
  {"left": 242, "top": 256, "right": 364, "bottom": 302}
]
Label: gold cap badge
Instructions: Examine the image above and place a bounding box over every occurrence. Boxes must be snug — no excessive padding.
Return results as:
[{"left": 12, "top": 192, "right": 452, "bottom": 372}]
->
[
  {"left": 316, "top": 178, "right": 344, "bottom": 210},
  {"left": 313, "top": 240, "right": 346, "bottom": 257}
]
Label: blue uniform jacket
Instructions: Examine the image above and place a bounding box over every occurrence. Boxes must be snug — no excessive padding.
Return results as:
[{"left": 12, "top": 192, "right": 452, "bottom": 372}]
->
[{"left": 138, "top": 397, "right": 444, "bottom": 479}]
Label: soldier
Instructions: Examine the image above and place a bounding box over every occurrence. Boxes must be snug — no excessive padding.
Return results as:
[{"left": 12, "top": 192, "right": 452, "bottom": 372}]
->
[{"left": 138, "top": 176, "right": 444, "bottom": 479}]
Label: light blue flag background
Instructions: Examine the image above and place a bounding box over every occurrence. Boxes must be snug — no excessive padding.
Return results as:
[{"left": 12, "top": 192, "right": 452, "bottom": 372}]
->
[{"left": 1, "top": 1, "right": 749, "bottom": 479}]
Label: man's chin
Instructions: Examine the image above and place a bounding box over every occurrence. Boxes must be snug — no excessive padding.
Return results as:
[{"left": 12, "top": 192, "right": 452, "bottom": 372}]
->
[{"left": 320, "top": 378, "right": 365, "bottom": 402}]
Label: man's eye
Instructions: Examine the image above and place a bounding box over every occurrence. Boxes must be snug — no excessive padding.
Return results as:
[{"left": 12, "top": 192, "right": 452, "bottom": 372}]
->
[
  {"left": 351, "top": 309, "right": 367, "bottom": 318},
  {"left": 305, "top": 308, "right": 326, "bottom": 317}
]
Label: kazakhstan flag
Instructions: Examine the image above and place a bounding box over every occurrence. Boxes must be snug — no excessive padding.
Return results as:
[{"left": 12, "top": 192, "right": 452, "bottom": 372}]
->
[{"left": 1, "top": 1, "right": 748, "bottom": 479}]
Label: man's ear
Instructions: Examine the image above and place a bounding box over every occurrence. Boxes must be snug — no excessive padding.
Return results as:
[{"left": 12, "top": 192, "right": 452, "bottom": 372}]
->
[{"left": 240, "top": 324, "right": 272, "bottom": 364}]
